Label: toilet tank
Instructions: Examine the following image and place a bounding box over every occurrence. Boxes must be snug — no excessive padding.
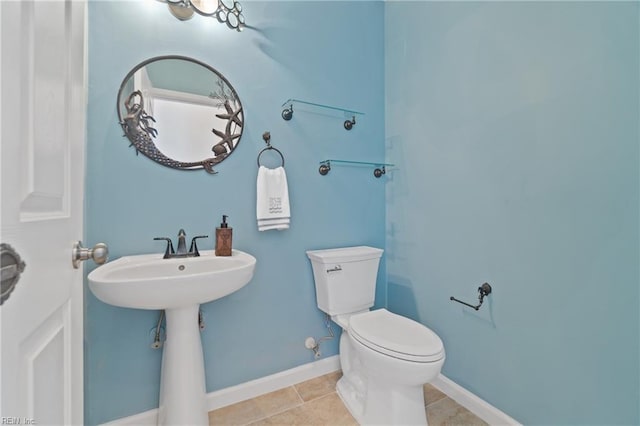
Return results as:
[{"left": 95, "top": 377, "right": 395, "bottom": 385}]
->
[{"left": 306, "top": 246, "right": 384, "bottom": 316}]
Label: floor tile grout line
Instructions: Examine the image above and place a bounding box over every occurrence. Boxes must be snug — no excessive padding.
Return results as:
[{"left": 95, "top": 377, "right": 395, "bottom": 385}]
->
[
  {"left": 294, "top": 388, "right": 334, "bottom": 404},
  {"left": 245, "top": 389, "right": 340, "bottom": 426},
  {"left": 292, "top": 373, "right": 342, "bottom": 404},
  {"left": 214, "top": 385, "right": 305, "bottom": 426},
  {"left": 297, "top": 389, "right": 339, "bottom": 405},
  {"left": 426, "top": 396, "right": 454, "bottom": 410},
  {"left": 426, "top": 394, "right": 448, "bottom": 407},
  {"left": 291, "top": 383, "right": 305, "bottom": 402},
  {"left": 246, "top": 385, "right": 306, "bottom": 425},
  {"left": 260, "top": 392, "right": 345, "bottom": 426}
]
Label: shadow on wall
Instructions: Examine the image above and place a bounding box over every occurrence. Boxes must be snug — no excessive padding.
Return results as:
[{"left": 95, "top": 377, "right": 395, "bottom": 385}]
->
[
  {"left": 389, "top": 273, "right": 497, "bottom": 329},
  {"left": 387, "top": 274, "right": 420, "bottom": 322},
  {"left": 459, "top": 295, "right": 496, "bottom": 329}
]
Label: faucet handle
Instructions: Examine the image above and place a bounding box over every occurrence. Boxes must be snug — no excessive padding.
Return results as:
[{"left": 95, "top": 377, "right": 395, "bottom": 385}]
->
[
  {"left": 154, "top": 237, "right": 175, "bottom": 259},
  {"left": 189, "top": 235, "right": 208, "bottom": 257}
]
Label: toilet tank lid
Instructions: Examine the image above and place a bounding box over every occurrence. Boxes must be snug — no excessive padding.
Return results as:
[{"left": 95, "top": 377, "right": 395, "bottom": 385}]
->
[{"left": 306, "top": 246, "right": 383, "bottom": 263}]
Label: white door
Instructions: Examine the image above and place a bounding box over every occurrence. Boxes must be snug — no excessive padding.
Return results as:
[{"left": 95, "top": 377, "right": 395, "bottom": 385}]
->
[{"left": 1, "top": 0, "right": 86, "bottom": 424}]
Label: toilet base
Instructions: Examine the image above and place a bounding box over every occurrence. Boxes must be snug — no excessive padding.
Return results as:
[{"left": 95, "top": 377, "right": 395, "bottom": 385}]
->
[
  {"left": 335, "top": 325, "right": 443, "bottom": 425},
  {"left": 336, "top": 375, "right": 428, "bottom": 425}
]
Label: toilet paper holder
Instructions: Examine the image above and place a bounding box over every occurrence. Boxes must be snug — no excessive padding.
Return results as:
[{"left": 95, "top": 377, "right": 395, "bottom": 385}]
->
[{"left": 450, "top": 283, "right": 492, "bottom": 311}]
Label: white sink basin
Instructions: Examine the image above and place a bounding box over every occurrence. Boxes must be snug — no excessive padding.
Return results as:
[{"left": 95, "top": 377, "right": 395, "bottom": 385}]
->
[
  {"left": 88, "top": 249, "right": 256, "bottom": 310},
  {"left": 87, "top": 248, "right": 257, "bottom": 425}
]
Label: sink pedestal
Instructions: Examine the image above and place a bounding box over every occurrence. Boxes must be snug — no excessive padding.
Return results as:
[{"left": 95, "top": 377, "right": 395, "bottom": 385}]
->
[
  {"left": 158, "top": 305, "right": 208, "bottom": 426},
  {"left": 87, "top": 250, "right": 257, "bottom": 425}
]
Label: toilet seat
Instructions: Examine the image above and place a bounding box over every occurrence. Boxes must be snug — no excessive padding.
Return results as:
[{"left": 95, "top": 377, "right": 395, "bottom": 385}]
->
[{"left": 349, "top": 309, "right": 445, "bottom": 363}]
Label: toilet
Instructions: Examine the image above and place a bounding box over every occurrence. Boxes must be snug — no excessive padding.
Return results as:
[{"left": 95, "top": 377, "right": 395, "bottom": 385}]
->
[{"left": 306, "top": 246, "right": 445, "bottom": 425}]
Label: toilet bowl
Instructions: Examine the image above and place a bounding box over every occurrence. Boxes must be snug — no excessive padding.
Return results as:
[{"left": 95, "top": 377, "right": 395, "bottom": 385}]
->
[
  {"left": 306, "top": 246, "right": 445, "bottom": 425},
  {"left": 333, "top": 309, "right": 445, "bottom": 425}
]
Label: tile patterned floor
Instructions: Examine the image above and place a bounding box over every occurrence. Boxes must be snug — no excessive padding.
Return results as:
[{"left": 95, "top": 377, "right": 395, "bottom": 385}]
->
[{"left": 208, "top": 371, "right": 488, "bottom": 425}]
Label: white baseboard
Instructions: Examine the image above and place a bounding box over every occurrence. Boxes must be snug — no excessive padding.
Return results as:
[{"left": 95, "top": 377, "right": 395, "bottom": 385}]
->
[
  {"left": 102, "top": 356, "right": 519, "bottom": 426},
  {"left": 101, "top": 355, "right": 341, "bottom": 425},
  {"left": 431, "top": 374, "right": 521, "bottom": 426}
]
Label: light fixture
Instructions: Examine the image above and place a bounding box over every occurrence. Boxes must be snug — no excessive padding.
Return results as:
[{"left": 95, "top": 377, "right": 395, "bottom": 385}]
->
[{"left": 158, "top": 0, "right": 245, "bottom": 31}]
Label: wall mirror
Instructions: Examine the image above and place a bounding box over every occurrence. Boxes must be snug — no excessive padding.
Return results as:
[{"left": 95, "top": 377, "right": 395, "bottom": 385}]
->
[{"left": 117, "top": 55, "right": 244, "bottom": 174}]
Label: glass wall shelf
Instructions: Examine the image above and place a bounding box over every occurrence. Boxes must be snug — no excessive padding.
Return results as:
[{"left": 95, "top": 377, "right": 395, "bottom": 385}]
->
[
  {"left": 319, "top": 159, "right": 394, "bottom": 178},
  {"left": 281, "top": 99, "right": 364, "bottom": 130}
]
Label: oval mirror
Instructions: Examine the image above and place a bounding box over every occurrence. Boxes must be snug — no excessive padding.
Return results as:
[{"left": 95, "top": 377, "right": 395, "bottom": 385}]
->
[{"left": 117, "top": 56, "right": 244, "bottom": 174}]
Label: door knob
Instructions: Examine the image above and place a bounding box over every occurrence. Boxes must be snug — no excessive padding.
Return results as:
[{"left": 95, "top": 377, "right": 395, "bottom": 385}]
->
[
  {"left": 1, "top": 243, "right": 26, "bottom": 305},
  {"left": 72, "top": 241, "right": 108, "bottom": 269}
]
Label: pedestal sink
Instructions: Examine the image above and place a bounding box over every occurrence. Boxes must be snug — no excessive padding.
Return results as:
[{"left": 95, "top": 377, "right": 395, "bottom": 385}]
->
[{"left": 88, "top": 249, "right": 256, "bottom": 425}]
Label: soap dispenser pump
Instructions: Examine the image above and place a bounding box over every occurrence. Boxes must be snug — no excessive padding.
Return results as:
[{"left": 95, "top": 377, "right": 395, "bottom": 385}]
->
[{"left": 215, "top": 215, "right": 233, "bottom": 256}]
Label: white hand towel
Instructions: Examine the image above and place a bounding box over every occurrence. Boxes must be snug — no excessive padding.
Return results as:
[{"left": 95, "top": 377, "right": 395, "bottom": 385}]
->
[{"left": 257, "top": 166, "right": 290, "bottom": 231}]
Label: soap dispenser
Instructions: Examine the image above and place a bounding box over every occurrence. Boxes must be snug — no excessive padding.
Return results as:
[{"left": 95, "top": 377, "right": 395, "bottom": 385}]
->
[{"left": 215, "top": 215, "right": 233, "bottom": 256}]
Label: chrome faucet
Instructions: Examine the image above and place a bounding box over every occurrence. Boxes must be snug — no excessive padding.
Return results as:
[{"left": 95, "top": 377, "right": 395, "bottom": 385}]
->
[{"left": 154, "top": 229, "right": 208, "bottom": 259}]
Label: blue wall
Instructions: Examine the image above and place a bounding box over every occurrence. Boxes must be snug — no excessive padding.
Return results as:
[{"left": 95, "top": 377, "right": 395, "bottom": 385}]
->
[
  {"left": 87, "top": 2, "right": 640, "bottom": 425},
  {"left": 385, "top": 2, "right": 639, "bottom": 425},
  {"left": 86, "top": 2, "right": 385, "bottom": 424}
]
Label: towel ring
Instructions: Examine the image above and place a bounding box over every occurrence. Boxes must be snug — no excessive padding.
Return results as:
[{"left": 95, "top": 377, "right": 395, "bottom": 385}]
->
[
  {"left": 257, "top": 146, "right": 285, "bottom": 167},
  {"left": 257, "top": 131, "right": 285, "bottom": 167}
]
